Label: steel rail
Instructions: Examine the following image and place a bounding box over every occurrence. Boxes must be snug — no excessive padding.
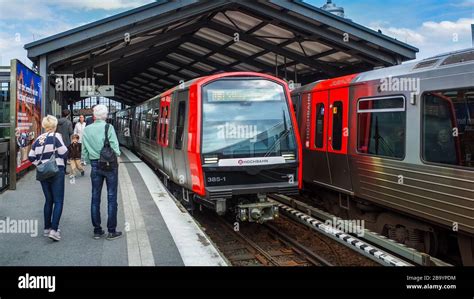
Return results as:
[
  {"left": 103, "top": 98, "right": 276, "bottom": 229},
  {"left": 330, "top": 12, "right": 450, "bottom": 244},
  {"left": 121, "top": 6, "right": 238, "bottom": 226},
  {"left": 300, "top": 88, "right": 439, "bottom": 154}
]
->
[
  {"left": 268, "top": 195, "right": 413, "bottom": 266},
  {"left": 264, "top": 223, "right": 334, "bottom": 266},
  {"left": 269, "top": 194, "right": 452, "bottom": 267}
]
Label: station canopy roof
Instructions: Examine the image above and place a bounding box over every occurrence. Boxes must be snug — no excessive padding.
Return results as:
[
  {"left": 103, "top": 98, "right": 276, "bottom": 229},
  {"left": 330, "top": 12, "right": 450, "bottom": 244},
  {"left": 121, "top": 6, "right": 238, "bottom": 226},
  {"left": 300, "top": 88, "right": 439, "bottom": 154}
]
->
[{"left": 24, "top": 0, "right": 419, "bottom": 105}]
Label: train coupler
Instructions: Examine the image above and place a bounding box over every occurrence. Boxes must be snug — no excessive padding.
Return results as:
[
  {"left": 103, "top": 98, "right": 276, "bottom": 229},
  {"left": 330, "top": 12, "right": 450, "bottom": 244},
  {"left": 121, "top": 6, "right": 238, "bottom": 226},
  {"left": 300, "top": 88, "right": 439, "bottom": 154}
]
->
[{"left": 236, "top": 202, "right": 279, "bottom": 223}]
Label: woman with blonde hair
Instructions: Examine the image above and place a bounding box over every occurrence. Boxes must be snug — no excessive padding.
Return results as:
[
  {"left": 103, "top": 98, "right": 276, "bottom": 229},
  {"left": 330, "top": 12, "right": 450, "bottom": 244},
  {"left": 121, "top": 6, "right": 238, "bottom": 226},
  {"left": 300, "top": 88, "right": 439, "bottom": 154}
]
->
[{"left": 28, "top": 115, "right": 68, "bottom": 241}]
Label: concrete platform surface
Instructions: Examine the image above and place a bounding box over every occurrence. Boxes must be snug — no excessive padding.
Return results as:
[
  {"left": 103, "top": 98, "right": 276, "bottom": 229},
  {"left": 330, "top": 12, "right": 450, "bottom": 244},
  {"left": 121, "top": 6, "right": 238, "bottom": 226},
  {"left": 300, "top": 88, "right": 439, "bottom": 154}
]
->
[{"left": 0, "top": 148, "right": 227, "bottom": 266}]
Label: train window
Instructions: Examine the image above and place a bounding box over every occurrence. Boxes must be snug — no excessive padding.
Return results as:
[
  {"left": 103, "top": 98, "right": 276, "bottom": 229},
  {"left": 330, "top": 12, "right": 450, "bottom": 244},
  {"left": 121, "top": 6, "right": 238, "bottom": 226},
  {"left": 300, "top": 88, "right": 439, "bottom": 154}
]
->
[
  {"left": 151, "top": 108, "right": 159, "bottom": 141},
  {"left": 175, "top": 102, "right": 186, "bottom": 150},
  {"left": 158, "top": 99, "right": 170, "bottom": 146},
  {"left": 155, "top": 97, "right": 170, "bottom": 146},
  {"left": 140, "top": 119, "right": 146, "bottom": 137},
  {"left": 332, "top": 101, "right": 343, "bottom": 150},
  {"left": 163, "top": 106, "right": 169, "bottom": 145},
  {"left": 201, "top": 79, "right": 296, "bottom": 158},
  {"left": 315, "top": 103, "right": 325, "bottom": 148},
  {"left": 357, "top": 96, "right": 406, "bottom": 159},
  {"left": 422, "top": 89, "right": 474, "bottom": 169},
  {"left": 145, "top": 122, "right": 151, "bottom": 139},
  {"left": 145, "top": 109, "right": 152, "bottom": 139},
  {"left": 134, "top": 106, "right": 141, "bottom": 136},
  {"left": 158, "top": 106, "right": 164, "bottom": 143},
  {"left": 140, "top": 108, "right": 148, "bottom": 138}
]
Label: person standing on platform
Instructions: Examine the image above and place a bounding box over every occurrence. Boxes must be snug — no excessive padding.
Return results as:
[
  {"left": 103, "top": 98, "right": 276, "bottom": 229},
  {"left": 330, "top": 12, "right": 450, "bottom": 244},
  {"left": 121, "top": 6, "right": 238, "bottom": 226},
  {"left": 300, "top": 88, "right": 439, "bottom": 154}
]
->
[
  {"left": 68, "top": 134, "right": 85, "bottom": 178},
  {"left": 82, "top": 104, "right": 122, "bottom": 240},
  {"left": 57, "top": 109, "right": 73, "bottom": 174},
  {"left": 28, "top": 115, "right": 68, "bottom": 242},
  {"left": 85, "top": 105, "right": 96, "bottom": 126},
  {"left": 74, "top": 114, "right": 87, "bottom": 165},
  {"left": 74, "top": 115, "right": 86, "bottom": 142},
  {"left": 57, "top": 109, "right": 73, "bottom": 147}
]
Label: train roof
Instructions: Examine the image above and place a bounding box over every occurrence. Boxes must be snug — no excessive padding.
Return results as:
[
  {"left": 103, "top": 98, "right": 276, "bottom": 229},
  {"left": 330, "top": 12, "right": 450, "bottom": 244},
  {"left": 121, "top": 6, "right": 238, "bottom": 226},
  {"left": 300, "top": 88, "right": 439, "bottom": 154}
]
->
[
  {"left": 355, "top": 47, "right": 474, "bottom": 82},
  {"left": 292, "top": 47, "right": 474, "bottom": 94}
]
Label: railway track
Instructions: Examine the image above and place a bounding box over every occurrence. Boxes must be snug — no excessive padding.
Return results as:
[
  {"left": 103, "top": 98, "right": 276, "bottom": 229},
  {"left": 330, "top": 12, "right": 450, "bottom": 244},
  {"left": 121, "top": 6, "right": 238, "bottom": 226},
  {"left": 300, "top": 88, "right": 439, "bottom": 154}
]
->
[
  {"left": 194, "top": 206, "right": 383, "bottom": 266},
  {"left": 195, "top": 210, "right": 331, "bottom": 266},
  {"left": 268, "top": 193, "right": 452, "bottom": 267}
]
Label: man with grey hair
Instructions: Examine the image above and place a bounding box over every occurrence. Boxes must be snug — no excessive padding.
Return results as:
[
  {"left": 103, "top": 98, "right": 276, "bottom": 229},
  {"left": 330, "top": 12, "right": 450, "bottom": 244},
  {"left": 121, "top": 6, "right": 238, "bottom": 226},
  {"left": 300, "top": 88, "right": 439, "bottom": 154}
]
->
[{"left": 82, "top": 104, "right": 122, "bottom": 240}]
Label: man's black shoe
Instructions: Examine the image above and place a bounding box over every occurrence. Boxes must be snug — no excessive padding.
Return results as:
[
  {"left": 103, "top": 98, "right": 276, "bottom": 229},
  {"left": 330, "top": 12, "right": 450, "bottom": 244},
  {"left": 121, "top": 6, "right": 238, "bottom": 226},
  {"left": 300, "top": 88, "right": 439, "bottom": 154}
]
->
[
  {"left": 106, "top": 231, "right": 123, "bottom": 240},
  {"left": 93, "top": 230, "right": 105, "bottom": 239}
]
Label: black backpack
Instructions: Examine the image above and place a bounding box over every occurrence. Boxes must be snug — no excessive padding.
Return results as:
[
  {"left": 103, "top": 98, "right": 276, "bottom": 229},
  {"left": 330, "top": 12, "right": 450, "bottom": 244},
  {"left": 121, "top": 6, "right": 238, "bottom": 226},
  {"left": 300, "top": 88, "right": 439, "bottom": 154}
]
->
[{"left": 99, "top": 124, "right": 118, "bottom": 171}]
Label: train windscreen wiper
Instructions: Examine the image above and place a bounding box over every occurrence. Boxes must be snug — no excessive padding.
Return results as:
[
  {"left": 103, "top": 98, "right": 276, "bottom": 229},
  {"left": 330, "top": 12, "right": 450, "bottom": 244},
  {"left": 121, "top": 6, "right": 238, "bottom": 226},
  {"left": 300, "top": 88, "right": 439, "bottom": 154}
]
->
[
  {"left": 263, "top": 128, "right": 291, "bottom": 157},
  {"left": 264, "top": 108, "right": 291, "bottom": 157}
]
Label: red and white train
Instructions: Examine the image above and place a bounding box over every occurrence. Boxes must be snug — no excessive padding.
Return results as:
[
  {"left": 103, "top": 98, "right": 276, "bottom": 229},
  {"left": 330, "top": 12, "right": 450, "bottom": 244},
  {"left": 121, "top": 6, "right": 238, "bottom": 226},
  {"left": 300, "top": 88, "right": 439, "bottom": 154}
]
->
[{"left": 112, "top": 72, "right": 302, "bottom": 223}]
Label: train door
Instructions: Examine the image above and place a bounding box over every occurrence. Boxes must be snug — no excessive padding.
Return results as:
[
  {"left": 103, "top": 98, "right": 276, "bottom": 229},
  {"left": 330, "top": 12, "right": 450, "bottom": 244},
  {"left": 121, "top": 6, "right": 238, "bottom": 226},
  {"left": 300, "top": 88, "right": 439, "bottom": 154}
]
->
[
  {"left": 159, "top": 95, "right": 172, "bottom": 175},
  {"left": 327, "top": 87, "right": 352, "bottom": 192},
  {"left": 151, "top": 106, "right": 162, "bottom": 168},
  {"left": 127, "top": 109, "right": 133, "bottom": 148},
  {"left": 133, "top": 106, "right": 142, "bottom": 152},
  {"left": 171, "top": 90, "right": 189, "bottom": 186},
  {"left": 306, "top": 90, "right": 331, "bottom": 185}
]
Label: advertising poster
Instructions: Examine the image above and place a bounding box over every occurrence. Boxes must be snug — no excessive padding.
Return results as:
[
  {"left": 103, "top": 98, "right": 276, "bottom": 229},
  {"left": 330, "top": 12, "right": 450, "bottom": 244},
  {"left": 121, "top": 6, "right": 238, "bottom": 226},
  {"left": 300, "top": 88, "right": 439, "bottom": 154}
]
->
[{"left": 11, "top": 59, "right": 42, "bottom": 173}]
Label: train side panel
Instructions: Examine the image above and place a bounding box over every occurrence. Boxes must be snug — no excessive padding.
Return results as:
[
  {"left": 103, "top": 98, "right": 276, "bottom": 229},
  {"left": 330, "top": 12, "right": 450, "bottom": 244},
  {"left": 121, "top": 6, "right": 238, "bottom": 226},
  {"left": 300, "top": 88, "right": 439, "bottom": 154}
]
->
[{"left": 348, "top": 63, "right": 474, "bottom": 235}]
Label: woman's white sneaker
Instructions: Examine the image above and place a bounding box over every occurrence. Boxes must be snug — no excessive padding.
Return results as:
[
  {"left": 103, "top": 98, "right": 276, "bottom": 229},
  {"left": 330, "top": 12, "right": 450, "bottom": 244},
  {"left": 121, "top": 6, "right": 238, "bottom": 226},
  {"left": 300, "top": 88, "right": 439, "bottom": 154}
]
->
[
  {"left": 48, "top": 229, "right": 61, "bottom": 241},
  {"left": 44, "top": 228, "right": 59, "bottom": 237}
]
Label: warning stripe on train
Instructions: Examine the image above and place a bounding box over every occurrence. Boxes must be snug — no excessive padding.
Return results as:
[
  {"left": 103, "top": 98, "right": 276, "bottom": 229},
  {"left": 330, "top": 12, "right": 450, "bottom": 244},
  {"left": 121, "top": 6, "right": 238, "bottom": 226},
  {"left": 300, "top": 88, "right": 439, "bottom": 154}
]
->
[{"left": 274, "top": 202, "right": 412, "bottom": 267}]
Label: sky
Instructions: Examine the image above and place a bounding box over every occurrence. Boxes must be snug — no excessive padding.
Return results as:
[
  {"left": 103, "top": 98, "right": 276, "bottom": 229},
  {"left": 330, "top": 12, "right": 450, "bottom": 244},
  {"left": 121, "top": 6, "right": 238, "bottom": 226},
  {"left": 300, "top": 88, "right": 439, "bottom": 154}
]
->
[{"left": 0, "top": 0, "right": 472, "bottom": 68}]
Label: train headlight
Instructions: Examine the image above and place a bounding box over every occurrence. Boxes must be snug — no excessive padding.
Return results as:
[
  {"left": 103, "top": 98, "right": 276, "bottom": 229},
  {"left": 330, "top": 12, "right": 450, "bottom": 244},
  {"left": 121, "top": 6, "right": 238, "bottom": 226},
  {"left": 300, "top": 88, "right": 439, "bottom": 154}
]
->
[
  {"left": 204, "top": 155, "right": 219, "bottom": 164},
  {"left": 282, "top": 152, "right": 296, "bottom": 161}
]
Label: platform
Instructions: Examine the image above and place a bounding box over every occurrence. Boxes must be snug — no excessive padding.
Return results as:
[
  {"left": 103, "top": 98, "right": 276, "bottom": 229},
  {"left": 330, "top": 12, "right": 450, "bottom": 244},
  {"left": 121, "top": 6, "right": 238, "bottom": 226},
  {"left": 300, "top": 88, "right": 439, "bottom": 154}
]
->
[{"left": 0, "top": 147, "right": 228, "bottom": 266}]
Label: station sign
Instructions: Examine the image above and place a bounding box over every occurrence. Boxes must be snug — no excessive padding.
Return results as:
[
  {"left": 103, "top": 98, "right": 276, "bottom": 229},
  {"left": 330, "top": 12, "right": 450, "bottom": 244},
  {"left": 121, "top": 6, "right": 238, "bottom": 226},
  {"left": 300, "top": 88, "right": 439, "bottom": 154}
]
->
[{"left": 80, "top": 85, "right": 115, "bottom": 97}]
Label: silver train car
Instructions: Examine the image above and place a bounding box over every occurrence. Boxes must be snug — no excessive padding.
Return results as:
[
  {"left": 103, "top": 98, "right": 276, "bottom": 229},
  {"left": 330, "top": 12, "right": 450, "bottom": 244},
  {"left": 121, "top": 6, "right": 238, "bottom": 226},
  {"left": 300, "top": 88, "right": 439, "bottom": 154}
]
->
[{"left": 291, "top": 48, "right": 474, "bottom": 265}]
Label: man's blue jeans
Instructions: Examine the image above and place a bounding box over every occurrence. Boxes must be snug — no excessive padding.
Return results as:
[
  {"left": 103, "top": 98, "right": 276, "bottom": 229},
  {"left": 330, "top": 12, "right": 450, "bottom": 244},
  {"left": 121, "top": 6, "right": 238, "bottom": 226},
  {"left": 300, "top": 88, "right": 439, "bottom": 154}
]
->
[
  {"left": 90, "top": 160, "right": 118, "bottom": 233},
  {"left": 40, "top": 166, "right": 65, "bottom": 231}
]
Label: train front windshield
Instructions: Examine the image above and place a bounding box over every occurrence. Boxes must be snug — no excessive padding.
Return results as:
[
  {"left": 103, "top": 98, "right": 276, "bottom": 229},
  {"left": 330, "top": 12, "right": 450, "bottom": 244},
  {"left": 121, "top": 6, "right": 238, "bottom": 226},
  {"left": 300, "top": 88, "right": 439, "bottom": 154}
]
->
[{"left": 202, "top": 78, "right": 297, "bottom": 159}]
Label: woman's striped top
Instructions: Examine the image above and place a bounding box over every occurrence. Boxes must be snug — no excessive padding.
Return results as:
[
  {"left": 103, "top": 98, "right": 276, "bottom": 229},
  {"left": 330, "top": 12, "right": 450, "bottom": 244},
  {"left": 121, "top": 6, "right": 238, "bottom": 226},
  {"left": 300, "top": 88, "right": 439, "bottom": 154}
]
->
[{"left": 28, "top": 132, "right": 68, "bottom": 167}]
